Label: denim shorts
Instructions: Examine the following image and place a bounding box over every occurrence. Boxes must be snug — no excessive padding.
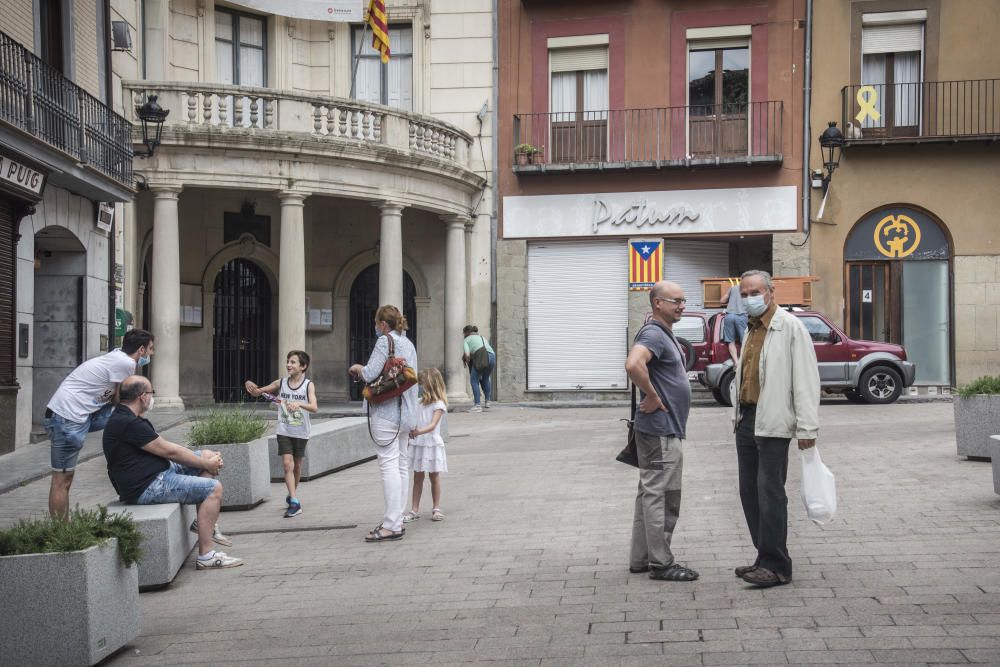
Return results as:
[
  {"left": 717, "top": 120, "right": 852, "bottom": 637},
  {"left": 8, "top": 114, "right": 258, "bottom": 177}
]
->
[
  {"left": 722, "top": 313, "right": 748, "bottom": 344},
  {"left": 46, "top": 404, "right": 115, "bottom": 472},
  {"left": 137, "top": 455, "right": 218, "bottom": 505}
]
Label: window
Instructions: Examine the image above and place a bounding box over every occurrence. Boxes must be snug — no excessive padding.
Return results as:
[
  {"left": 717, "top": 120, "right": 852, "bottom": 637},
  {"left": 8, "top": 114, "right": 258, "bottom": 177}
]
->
[
  {"left": 351, "top": 25, "right": 413, "bottom": 110},
  {"left": 215, "top": 8, "right": 266, "bottom": 88},
  {"left": 38, "top": 0, "right": 66, "bottom": 72},
  {"left": 861, "top": 13, "right": 924, "bottom": 136},
  {"left": 548, "top": 43, "right": 608, "bottom": 162},
  {"left": 688, "top": 41, "right": 749, "bottom": 157},
  {"left": 799, "top": 316, "right": 834, "bottom": 343}
]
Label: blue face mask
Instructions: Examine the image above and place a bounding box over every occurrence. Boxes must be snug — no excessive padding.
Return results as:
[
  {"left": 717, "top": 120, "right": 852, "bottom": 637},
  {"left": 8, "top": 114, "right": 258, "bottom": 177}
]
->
[
  {"left": 742, "top": 294, "right": 769, "bottom": 317},
  {"left": 374, "top": 326, "right": 383, "bottom": 338},
  {"left": 138, "top": 354, "right": 151, "bottom": 367}
]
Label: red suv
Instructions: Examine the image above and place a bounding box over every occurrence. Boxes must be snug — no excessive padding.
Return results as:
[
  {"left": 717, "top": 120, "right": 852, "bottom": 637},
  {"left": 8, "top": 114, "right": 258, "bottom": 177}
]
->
[{"left": 673, "top": 309, "right": 916, "bottom": 407}]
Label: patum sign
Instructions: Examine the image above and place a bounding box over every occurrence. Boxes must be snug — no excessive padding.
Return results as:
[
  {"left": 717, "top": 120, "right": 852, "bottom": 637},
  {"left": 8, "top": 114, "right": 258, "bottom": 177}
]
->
[{"left": 591, "top": 198, "right": 699, "bottom": 234}]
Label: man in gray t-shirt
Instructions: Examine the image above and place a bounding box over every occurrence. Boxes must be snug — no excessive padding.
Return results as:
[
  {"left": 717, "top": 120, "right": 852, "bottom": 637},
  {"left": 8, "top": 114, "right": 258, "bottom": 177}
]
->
[{"left": 624, "top": 280, "right": 698, "bottom": 582}]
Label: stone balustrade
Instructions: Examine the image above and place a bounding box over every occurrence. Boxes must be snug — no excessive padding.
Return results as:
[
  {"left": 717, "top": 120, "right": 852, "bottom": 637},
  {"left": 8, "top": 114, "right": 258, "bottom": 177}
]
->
[{"left": 122, "top": 80, "right": 472, "bottom": 168}]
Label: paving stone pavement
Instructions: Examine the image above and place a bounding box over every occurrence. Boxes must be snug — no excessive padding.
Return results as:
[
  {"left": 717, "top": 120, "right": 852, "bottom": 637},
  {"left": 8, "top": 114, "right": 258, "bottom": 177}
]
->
[{"left": 3, "top": 401, "right": 1000, "bottom": 666}]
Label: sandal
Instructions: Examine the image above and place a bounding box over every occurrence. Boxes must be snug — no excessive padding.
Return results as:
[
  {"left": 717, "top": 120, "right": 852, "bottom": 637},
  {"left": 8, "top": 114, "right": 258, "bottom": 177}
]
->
[
  {"left": 403, "top": 511, "right": 420, "bottom": 523},
  {"left": 364, "top": 524, "right": 404, "bottom": 542},
  {"left": 649, "top": 563, "right": 699, "bottom": 581},
  {"left": 431, "top": 509, "right": 444, "bottom": 521},
  {"left": 740, "top": 567, "right": 790, "bottom": 588},
  {"left": 734, "top": 564, "right": 758, "bottom": 577}
]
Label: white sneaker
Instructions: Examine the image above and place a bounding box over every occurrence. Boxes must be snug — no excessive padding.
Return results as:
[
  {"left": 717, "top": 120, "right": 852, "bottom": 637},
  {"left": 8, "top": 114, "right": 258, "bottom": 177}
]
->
[
  {"left": 470, "top": 405, "right": 483, "bottom": 413},
  {"left": 484, "top": 401, "right": 490, "bottom": 410},
  {"left": 190, "top": 520, "right": 233, "bottom": 547},
  {"left": 196, "top": 551, "right": 245, "bottom": 570}
]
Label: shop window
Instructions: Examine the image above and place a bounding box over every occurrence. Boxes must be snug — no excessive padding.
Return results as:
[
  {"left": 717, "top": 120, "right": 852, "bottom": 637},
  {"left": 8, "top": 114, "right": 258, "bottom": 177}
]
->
[
  {"left": 861, "top": 13, "right": 924, "bottom": 136},
  {"left": 687, "top": 40, "right": 749, "bottom": 157},
  {"left": 351, "top": 25, "right": 413, "bottom": 110},
  {"left": 548, "top": 43, "right": 608, "bottom": 163}
]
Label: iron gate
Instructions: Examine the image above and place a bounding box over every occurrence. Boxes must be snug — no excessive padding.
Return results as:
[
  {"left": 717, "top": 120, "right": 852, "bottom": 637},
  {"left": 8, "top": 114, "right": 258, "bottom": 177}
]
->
[
  {"left": 348, "top": 265, "right": 417, "bottom": 401},
  {"left": 213, "top": 259, "right": 272, "bottom": 402}
]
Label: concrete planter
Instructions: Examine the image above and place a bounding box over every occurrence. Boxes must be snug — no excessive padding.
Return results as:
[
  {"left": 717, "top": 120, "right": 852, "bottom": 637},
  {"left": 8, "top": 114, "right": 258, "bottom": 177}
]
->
[
  {"left": 0, "top": 539, "right": 139, "bottom": 666},
  {"left": 953, "top": 395, "right": 1000, "bottom": 460},
  {"left": 214, "top": 436, "right": 271, "bottom": 510},
  {"left": 991, "top": 437, "right": 1000, "bottom": 496}
]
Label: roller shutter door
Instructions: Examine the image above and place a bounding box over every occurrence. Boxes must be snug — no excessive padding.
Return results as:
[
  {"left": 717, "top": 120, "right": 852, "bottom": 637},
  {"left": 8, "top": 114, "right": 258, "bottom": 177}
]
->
[
  {"left": 527, "top": 241, "right": 627, "bottom": 390},
  {"left": 0, "top": 199, "right": 15, "bottom": 386},
  {"left": 663, "top": 240, "right": 730, "bottom": 310}
]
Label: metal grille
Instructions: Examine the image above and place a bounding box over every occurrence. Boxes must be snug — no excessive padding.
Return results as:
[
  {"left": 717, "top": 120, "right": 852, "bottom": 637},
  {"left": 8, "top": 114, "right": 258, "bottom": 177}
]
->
[
  {"left": 0, "top": 29, "right": 134, "bottom": 187},
  {"left": 348, "top": 265, "right": 417, "bottom": 401},
  {"left": 213, "top": 259, "right": 272, "bottom": 403}
]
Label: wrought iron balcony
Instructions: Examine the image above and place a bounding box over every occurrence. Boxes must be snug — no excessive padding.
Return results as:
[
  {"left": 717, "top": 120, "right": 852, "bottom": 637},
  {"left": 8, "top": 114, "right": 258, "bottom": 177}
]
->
[
  {"left": 0, "top": 30, "right": 134, "bottom": 188},
  {"left": 512, "top": 101, "right": 783, "bottom": 172},
  {"left": 841, "top": 79, "right": 1000, "bottom": 145}
]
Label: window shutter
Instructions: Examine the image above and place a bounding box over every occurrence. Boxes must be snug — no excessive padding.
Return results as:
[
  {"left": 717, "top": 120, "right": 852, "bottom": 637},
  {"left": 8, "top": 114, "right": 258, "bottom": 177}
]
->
[
  {"left": 527, "top": 241, "right": 627, "bottom": 390},
  {"left": 662, "top": 240, "right": 731, "bottom": 311},
  {"left": 550, "top": 46, "right": 608, "bottom": 73},
  {"left": 0, "top": 200, "right": 15, "bottom": 385},
  {"left": 862, "top": 24, "right": 923, "bottom": 54}
]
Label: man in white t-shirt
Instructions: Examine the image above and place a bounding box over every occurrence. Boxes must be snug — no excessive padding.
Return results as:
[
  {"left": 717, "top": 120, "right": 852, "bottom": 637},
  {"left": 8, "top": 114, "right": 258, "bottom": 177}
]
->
[{"left": 45, "top": 329, "right": 155, "bottom": 518}]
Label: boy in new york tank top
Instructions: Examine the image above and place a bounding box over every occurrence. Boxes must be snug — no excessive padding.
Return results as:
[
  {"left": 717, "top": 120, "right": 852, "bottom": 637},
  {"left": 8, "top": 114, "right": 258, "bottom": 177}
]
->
[{"left": 244, "top": 350, "right": 318, "bottom": 518}]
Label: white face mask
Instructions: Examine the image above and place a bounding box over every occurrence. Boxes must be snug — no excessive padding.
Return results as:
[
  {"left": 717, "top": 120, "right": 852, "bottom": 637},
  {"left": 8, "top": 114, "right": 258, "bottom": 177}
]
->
[
  {"left": 145, "top": 395, "right": 155, "bottom": 412},
  {"left": 742, "top": 294, "right": 769, "bottom": 317}
]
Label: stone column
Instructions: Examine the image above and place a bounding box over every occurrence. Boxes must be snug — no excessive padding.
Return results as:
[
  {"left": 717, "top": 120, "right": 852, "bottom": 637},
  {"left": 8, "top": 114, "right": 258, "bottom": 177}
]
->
[
  {"left": 377, "top": 202, "right": 405, "bottom": 308},
  {"left": 444, "top": 214, "right": 470, "bottom": 400},
  {"left": 149, "top": 186, "right": 184, "bottom": 408},
  {"left": 278, "top": 191, "right": 308, "bottom": 372}
]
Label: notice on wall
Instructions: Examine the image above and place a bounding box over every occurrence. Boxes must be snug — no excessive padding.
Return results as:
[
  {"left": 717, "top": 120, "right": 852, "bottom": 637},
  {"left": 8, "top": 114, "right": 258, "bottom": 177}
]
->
[{"left": 862, "top": 290, "right": 873, "bottom": 303}]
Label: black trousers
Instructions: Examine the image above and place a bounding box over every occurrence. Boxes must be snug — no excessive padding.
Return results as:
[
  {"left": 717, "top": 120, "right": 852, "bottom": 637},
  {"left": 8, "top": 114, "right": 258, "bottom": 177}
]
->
[{"left": 735, "top": 404, "right": 793, "bottom": 578}]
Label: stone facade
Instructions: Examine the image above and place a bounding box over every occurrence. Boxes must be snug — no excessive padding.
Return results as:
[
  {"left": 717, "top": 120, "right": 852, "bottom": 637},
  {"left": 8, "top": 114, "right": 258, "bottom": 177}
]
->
[{"left": 955, "top": 256, "right": 1000, "bottom": 383}]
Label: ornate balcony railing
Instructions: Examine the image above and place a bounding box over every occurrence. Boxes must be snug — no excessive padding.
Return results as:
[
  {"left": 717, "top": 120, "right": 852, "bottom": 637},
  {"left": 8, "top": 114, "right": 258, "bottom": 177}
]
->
[
  {"left": 841, "top": 79, "right": 1000, "bottom": 144},
  {"left": 0, "top": 30, "right": 134, "bottom": 187},
  {"left": 512, "top": 101, "right": 783, "bottom": 172},
  {"left": 121, "top": 81, "right": 473, "bottom": 168}
]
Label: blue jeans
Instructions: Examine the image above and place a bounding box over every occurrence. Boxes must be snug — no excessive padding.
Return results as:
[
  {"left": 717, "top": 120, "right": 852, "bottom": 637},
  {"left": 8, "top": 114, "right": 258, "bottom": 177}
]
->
[
  {"left": 723, "top": 313, "right": 748, "bottom": 344},
  {"left": 45, "top": 404, "right": 115, "bottom": 472},
  {"left": 137, "top": 456, "right": 219, "bottom": 505},
  {"left": 469, "top": 352, "right": 496, "bottom": 405}
]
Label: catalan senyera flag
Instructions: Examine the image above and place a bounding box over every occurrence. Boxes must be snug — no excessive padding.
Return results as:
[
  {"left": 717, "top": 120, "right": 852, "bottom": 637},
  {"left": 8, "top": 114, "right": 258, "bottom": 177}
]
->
[
  {"left": 367, "top": 0, "right": 390, "bottom": 64},
  {"left": 628, "top": 240, "right": 663, "bottom": 290}
]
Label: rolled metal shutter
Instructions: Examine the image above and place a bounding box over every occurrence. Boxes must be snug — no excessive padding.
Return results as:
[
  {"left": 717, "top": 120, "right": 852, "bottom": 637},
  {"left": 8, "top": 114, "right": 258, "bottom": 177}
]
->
[
  {"left": 862, "top": 24, "right": 923, "bottom": 54},
  {"left": 0, "top": 199, "right": 15, "bottom": 386},
  {"left": 549, "top": 46, "right": 608, "bottom": 73},
  {"left": 663, "top": 240, "right": 730, "bottom": 311},
  {"left": 527, "top": 241, "right": 627, "bottom": 390}
]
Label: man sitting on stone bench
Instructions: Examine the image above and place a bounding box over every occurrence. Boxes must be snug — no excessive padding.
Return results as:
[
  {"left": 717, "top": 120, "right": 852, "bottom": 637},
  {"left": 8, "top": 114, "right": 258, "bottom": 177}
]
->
[{"left": 103, "top": 375, "right": 245, "bottom": 570}]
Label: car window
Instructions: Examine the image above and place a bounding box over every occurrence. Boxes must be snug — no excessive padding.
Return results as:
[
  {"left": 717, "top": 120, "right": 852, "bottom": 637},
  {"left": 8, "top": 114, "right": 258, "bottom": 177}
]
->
[
  {"left": 799, "top": 316, "right": 833, "bottom": 343},
  {"left": 674, "top": 316, "right": 706, "bottom": 343}
]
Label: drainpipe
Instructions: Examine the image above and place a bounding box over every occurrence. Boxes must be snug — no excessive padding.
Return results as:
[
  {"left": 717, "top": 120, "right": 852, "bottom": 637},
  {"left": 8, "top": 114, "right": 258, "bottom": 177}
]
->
[
  {"left": 489, "top": 0, "right": 499, "bottom": 400},
  {"left": 801, "top": 0, "right": 814, "bottom": 240}
]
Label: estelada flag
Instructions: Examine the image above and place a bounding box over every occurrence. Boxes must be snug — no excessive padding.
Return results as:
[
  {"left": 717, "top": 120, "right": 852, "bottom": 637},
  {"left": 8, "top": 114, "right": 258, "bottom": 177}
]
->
[
  {"left": 367, "top": 0, "right": 390, "bottom": 64},
  {"left": 628, "top": 240, "right": 663, "bottom": 290}
]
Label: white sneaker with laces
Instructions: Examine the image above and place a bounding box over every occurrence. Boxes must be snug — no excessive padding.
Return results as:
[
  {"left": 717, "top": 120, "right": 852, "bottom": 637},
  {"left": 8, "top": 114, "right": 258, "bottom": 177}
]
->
[
  {"left": 470, "top": 405, "right": 483, "bottom": 413},
  {"left": 190, "top": 520, "right": 234, "bottom": 547},
  {"left": 196, "top": 551, "right": 244, "bottom": 570}
]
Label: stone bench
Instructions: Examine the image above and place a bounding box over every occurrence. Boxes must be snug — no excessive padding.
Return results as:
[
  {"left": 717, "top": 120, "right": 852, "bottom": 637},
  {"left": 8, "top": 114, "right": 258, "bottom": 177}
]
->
[
  {"left": 269, "top": 413, "right": 449, "bottom": 482},
  {"left": 108, "top": 501, "right": 197, "bottom": 591}
]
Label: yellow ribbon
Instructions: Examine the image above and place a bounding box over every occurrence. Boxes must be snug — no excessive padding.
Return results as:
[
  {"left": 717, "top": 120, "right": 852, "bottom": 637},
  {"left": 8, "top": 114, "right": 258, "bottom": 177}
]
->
[{"left": 856, "top": 86, "right": 881, "bottom": 124}]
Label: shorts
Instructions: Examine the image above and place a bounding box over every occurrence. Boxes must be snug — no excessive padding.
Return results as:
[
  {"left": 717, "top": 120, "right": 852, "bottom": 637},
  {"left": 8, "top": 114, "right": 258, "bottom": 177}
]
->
[
  {"left": 277, "top": 435, "right": 309, "bottom": 458},
  {"left": 722, "top": 313, "right": 748, "bottom": 345},
  {"left": 137, "top": 454, "right": 218, "bottom": 505},
  {"left": 46, "top": 404, "right": 115, "bottom": 472}
]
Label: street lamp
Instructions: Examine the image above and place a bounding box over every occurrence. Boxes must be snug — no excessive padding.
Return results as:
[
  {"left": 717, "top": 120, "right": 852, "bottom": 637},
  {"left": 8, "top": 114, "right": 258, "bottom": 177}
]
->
[
  {"left": 135, "top": 95, "right": 169, "bottom": 158},
  {"left": 818, "top": 121, "right": 845, "bottom": 190}
]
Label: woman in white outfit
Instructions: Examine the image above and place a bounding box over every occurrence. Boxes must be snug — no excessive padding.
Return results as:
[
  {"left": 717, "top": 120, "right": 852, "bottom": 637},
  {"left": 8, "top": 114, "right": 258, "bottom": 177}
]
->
[{"left": 349, "top": 304, "right": 418, "bottom": 542}]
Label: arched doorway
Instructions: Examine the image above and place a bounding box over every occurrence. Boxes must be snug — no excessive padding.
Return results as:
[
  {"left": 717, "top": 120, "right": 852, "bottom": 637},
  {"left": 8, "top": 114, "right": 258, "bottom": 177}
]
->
[
  {"left": 32, "top": 226, "right": 86, "bottom": 426},
  {"left": 348, "top": 265, "right": 417, "bottom": 400},
  {"left": 213, "top": 258, "right": 273, "bottom": 402},
  {"left": 844, "top": 206, "right": 951, "bottom": 385}
]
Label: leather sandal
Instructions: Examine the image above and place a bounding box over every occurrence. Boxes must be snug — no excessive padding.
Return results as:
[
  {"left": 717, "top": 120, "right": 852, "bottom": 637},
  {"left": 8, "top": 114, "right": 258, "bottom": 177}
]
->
[
  {"left": 649, "top": 563, "right": 699, "bottom": 581},
  {"left": 734, "top": 564, "right": 758, "bottom": 577},
  {"left": 740, "top": 567, "right": 790, "bottom": 587},
  {"left": 364, "top": 524, "right": 404, "bottom": 542}
]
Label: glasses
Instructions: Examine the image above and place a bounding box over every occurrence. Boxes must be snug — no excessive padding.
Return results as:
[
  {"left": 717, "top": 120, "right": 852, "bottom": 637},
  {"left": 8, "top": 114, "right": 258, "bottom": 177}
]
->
[
  {"left": 657, "top": 297, "right": 687, "bottom": 305},
  {"left": 141, "top": 390, "right": 156, "bottom": 396}
]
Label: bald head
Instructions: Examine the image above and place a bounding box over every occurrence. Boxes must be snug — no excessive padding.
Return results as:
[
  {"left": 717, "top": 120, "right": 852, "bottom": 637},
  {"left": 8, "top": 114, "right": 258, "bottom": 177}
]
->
[
  {"left": 649, "top": 280, "right": 686, "bottom": 326},
  {"left": 649, "top": 280, "right": 682, "bottom": 306},
  {"left": 119, "top": 375, "right": 151, "bottom": 403}
]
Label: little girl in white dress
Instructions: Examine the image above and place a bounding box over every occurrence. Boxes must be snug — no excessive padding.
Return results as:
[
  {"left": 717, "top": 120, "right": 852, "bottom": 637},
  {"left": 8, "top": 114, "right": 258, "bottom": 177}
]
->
[{"left": 404, "top": 368, "right": 448, "bottom": 522}]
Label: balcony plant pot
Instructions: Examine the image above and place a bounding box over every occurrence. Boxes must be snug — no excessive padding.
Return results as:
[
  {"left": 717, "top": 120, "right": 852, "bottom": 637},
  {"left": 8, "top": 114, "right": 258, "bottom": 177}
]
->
[
  {"left": 953, "top": 376, "right": 1000, "bottom": 460},
  {"left": 187, "top": 409, "right": 270, "bottom": 510},
  {"left": 515, "top": 151, "right": 530, "bottom": 166},
  {"left": 0, "top": 508, "right": 142, "bottom": 666},
  {"left": 530, "top": 149, "right": 545, "bottom": 165}
]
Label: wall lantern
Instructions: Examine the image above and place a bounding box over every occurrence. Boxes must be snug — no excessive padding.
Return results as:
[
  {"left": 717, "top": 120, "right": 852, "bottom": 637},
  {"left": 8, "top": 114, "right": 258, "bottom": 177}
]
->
[
  {"left": 135, "top": 95, "right": 169, "bottom": 158},
  {"left": 818, "top": 121, "right": 845, "bottom": 190}
]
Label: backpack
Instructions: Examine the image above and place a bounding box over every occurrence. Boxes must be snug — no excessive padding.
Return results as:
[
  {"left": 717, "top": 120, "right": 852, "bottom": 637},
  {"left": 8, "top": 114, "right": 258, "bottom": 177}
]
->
[{"left": 471, "top": 335, "right": 491, "bottom": 373}]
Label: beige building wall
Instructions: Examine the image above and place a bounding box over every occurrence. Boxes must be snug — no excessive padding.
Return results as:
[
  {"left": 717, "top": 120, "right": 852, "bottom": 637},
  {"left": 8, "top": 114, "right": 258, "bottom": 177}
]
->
[
  {"left": 0, "top": 0, "right": 35, "bottom": 48},
  {"left": 808, "top": 0, "right": 1000, "bottom": 386}
]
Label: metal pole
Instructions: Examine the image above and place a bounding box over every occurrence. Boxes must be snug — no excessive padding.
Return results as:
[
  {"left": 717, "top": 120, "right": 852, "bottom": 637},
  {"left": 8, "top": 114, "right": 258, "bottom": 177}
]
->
[{"left": 349, "top": 20, "right": 371, "bottom": 100}]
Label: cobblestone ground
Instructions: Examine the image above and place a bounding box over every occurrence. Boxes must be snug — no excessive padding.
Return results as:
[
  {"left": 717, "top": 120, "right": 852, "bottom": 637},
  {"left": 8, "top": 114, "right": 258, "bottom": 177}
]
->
[{"left": 4, "top": 401, "right": 1000, "bottom": 666}]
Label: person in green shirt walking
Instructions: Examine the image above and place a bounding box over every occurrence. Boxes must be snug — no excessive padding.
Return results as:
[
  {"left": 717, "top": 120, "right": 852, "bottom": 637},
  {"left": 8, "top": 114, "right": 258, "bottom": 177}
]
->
[{"left": 462, "top": 325, "right": 496, "bottom": 413}]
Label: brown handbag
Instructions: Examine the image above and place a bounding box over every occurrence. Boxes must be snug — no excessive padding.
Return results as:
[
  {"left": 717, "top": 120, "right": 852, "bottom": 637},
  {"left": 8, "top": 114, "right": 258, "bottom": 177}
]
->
[{"left": 362, "top": 334, "right": 417, "bottom": 405}]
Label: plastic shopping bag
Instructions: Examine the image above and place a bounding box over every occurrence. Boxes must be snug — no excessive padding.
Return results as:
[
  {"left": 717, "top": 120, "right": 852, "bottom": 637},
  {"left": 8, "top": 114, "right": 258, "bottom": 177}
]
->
[{"left": 800, "top": 446, "right": 837, "bottom": 525}]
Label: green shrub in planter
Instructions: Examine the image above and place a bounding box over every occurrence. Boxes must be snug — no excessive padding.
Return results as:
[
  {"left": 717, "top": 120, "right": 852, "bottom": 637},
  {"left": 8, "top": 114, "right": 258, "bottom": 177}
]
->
[
  {"left": 188, "top": 407, "right": 267, "bottom": 447},
  {"left": 955, "top": 375, "right": 1000, "bottom": 398},
  {"left": 0, "top": 505, "right": 143, "bottom": 566}
]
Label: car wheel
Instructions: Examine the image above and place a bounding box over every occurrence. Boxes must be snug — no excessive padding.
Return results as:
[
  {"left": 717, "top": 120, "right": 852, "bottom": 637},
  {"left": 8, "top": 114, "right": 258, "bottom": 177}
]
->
[
  {"left": 676, "top": 336, "right": 695, "bottom": 371},
  {"left": 716, "top": 370, "right": 736, "bottom": 408},
  {"left": 843, "top": 389, "right": 867, "bottom": 403},
  {"left": 858, "top": 366, "right": 903, "bottom": 404},
  {"left": 711, "top": 387, "right": 726, "bottom": 405}
]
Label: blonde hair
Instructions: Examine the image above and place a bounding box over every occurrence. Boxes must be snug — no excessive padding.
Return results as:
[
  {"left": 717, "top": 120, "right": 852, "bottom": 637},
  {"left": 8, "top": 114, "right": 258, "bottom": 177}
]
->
[
  {"left": 418, "top": 367, "right": 448, "bottom": 406},
  {"left": 375, "top": 304, "right": 408, "bottom": 333}
]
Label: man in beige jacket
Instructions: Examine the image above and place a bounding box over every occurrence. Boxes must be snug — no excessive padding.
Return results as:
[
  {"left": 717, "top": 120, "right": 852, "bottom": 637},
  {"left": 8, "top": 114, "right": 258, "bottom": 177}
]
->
[{"left": 732, "top": 270, "right": 820, "bottom": 588}]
